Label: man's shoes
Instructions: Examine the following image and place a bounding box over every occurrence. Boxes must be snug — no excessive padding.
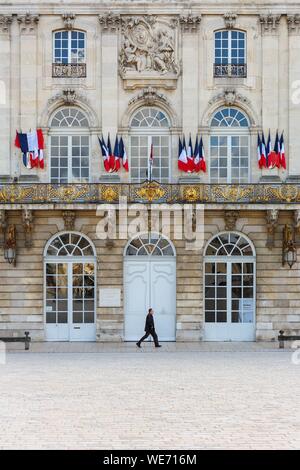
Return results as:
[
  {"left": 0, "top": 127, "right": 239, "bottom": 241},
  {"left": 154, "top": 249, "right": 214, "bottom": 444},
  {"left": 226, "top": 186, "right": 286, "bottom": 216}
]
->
[
  {"left": 155, "top": 345, "right": 162, "bottom": 348},
  {"left": 136, "top": 342, "right": 141, "bottom": 348}
]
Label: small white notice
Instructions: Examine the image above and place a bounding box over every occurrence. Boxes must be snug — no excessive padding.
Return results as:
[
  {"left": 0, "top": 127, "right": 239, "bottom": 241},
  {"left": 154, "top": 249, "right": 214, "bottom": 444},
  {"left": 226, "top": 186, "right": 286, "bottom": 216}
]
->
[
  {"left": 240, "top": 299, "right": 254, "bottom": 323},
  {"left": 99, "top": 288, "right": 121, "bottom": 307}
]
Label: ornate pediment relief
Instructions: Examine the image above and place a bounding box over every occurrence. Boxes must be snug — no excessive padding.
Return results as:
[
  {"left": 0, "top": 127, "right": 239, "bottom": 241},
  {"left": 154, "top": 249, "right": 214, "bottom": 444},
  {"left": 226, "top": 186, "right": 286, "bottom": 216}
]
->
[{"left": 119, "top": 15, "right": 180, "bottom": 89}]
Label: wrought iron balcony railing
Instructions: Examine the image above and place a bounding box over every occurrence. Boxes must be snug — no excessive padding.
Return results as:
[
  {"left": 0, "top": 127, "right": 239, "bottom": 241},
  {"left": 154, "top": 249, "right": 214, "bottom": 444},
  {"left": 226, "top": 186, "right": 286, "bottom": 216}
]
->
[
  {"left": 214, "top": 63, "right": 247, "bottom": 78},
  {"left": 52, "top": 63, "right": 87, "bottom": 78},
  {"left": 0, "top": 182, "right": 299, "bottom": 205}
]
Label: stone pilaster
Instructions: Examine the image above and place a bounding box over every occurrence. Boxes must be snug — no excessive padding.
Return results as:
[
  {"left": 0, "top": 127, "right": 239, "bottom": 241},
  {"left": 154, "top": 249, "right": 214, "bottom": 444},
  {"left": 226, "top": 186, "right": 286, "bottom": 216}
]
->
[
  {"left": 181, "top": 15, "right": 201, "bottom": 141},
  {"left": 286, "top": 15, "right": 300, "bottom": 180},
  {"left": 0, "top": 15, "right": 13, "bottom": 177},
  {"left": 17, "top": 13, "right": 39, "bottom": 179},
  {"left": 99, "top": 15, "right": 120, "bottom": 164},
  {"left": 259, "top": 14, "right": 281, "bottom": 180}
]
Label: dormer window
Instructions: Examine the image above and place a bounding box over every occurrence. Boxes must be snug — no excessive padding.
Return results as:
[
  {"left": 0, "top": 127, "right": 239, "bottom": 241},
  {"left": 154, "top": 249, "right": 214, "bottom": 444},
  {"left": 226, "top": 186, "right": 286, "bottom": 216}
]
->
[
  {"left": 214, "top": 30, "right": 246, "bottom": 78},
  {"left": 52, "top": 30, "right": 86, "bottom": 78}
]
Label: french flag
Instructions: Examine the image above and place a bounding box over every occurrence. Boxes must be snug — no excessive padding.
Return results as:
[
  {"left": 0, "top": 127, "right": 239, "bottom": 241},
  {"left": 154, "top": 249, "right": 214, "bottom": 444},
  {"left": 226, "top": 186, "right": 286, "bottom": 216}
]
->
[
  {"left": 107, "top": 134, "right": 115, "bottom": 172},
  {"left": 187, "top": 135, "right": 195, "bottom": 172},
  {"left": 193, "top": 136, "right": 200, "bottom": 173},
  {"left": 15, "top": 129, "right": 45, "bottom": 169},
  {"left": 98, "top": 136, "right": 110, "bottom": 172},
  {"left": 260, "top": 131, "right": 267, "bottom": 169},
  {"left": 266, "top": 130, "right": 274, "bottom": 168},
  {"left": 113, "top": 135, "right": 120, "bottom": 172},
  {"left": 199, "top": 137, "right": 206, "bottom": 172},
  {"left": 178, "top": 136, "right": 188, "bottom": 172},
  {"left": 272, "top": 130, "right": 281, "bottom": 169},
  {"left": 279, "top": 132, "right": 286, "bottom": 169},
  {"left": 119, "top": 137, "right": 129, "bottom": 172}
]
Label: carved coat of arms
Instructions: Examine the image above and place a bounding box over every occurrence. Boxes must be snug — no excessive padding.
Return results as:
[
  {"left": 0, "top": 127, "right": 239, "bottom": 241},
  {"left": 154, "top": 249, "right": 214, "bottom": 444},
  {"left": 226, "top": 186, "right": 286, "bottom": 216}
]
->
[{"left": 119, "top": 16, "right": 180, "bottom": 77}]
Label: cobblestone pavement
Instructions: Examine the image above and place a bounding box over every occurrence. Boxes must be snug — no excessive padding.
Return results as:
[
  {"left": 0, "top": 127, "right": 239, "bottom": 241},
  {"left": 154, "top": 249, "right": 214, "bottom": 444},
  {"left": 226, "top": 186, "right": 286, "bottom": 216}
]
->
[{"left": 0, "top": 348, "right": 299, "bottom": 449}]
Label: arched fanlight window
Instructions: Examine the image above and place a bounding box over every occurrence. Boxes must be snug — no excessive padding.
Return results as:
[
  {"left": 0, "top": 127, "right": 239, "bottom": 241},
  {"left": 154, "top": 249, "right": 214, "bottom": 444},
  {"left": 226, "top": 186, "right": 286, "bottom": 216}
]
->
[
  {"left": 204, "top": 232, "right": 255, "bottom": 257},
  {"left": 49, "top": 107, "right": 90, "bottom": 184},
  {"left": 45, "top": 232, "right": 95, "bottom": 257},
  {"left": 50, "top": 108, "right": 89, "bottom": 127},
  {"left": 211, "top": 108, "right": 249, "bottom": 127},
  {"left": 130, "top": 108, "right": 170, "bottom": 128},
  {"left": 130, "top": 107, "right": 171, "bottom": 183},
  {"left": 210, "top": 107, "right": 250, "bottom": 184},
  {"left": 125, "top": 232, "right": 175, "bottom": 257}
]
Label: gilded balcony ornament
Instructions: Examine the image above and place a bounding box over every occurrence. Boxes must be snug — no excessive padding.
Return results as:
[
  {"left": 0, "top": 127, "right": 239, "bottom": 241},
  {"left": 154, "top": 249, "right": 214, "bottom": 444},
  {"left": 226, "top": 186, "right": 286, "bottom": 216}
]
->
[
  {"left": 0, "top": 185, "right": 33, "bottom": 203},
  {"left": 182, "top": 186, "right": 200, "bottom": 202},
  {"left": 135, "top": 181, "right": 166, "bottom": 202},
  {"left": 211, "top": 185, "right": 253, "bottom": 202},
  {"left": 101, "top": 186, "right": 119, "bottom": 202},
  {"left": 48, "top": 185, "right": 88, "bottom": 203}
]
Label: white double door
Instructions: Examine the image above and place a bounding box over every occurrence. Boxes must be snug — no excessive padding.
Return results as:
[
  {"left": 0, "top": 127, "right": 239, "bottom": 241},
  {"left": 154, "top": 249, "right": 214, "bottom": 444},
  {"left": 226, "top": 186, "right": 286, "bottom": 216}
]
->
[
  {"left": 124, "top": 258, "right": 176, "bottom": 341},
  {"left": 45, "top": 260, "right": 96, "bottom": 341}
]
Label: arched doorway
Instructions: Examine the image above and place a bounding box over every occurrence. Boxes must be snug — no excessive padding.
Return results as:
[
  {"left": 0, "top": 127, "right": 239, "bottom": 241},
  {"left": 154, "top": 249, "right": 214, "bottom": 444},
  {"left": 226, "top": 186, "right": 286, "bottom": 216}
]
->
[
  {"left": 44, "top": 232, "right": 96, "bottom": 341},
  {"left": 204, "top": 232, "right": 256, "bottom": 341},
  {"left": 124, "top": 232, "right": 176, "bottom": 341}
]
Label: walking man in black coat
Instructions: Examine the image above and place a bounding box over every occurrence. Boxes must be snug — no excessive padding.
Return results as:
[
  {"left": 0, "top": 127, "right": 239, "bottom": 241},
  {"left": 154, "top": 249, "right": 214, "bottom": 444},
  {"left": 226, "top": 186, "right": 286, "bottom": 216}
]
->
[{"left": 136, "top": 308, "right": 161, "bottom": 348}]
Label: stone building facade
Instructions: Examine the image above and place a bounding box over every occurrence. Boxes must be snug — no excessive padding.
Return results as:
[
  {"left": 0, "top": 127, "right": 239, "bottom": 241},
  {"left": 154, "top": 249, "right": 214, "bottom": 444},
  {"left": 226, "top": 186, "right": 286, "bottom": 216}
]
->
[{"left": 1, "top": 0, "right": 300, "bottom": 342}]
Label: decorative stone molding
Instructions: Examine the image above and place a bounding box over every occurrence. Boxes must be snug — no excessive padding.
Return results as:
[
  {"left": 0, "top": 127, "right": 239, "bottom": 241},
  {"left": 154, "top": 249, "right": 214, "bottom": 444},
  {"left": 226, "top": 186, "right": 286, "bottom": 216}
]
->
[
  {"left": 22, "top": 209, "right": 33, "bottom": 249},
  {"left": 99, "top": 13, "right": 122, "bottom": 32},
  {"left": 0, "top": 15, "right": 13, "bottom": 34},
  {"left": 287, "top": 15, "right": 300, "bottom": 35},
  {"left": 259, "top": 14, "right": 281, "bottom": 34},
  {"left": 223, "top": 12, "right": 237, "bottom": 30},
  {"left": 62, "top": 13, "right": 76, "bottom": 30},
  {"left": 224, "top": 210, "right": 239, "bottom": 231},
  {"left": 61, "top": 89, "right": 77, "bottom": 105},
  {"left": 266, "top": 209, "right": 279, "bottom": 248},
  {"left": 119, "top": 15, "right": 180, "bottom": 83},
  {"left": 179, "top": 14, "right": 201, "bottom": 32},
  {"left": 48, "top": 89, "right": 86, "bottom": 106},
  {"left": 0, "top": 210, "right": 7, "bottom": 248},
  {"left": 17, "top": 12, "right": 39, "bottom": 34},
  {"left": 209, "top": 89, "right": 251, "bottom": 108},
  {"left": 128, "top": 86, "right": 171, "bottom": 107},
  {"left": 62, "top": 211, "right": 76, "bottom": 231},
  {"left": 44, "top": 89, "right": 99, "bottom": 129}
]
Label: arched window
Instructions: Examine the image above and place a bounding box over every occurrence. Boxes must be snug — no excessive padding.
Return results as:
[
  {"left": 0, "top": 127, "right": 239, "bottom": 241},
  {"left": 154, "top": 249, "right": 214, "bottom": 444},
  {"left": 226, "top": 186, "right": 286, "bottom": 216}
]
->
[
  {"left": 214, "top": 30, "right": 246, "bottom": 77},
  {"left": 210, "top": 107, "right": 250, "bottom": 184},
  {"left": 53, "top": 30, "right": 86, "bottom": 64},
  {"left": 125, "top": 232, "right": 176, "bottom": 257},
  {"left": 130, "top": 107, "right": 171, "bottom": 183},
  {"left": 204, "top": 232, "right": 256, "bottom": 341},
  {"left": 45, "top": 232, "right": 95, "bottom": 257},
  {"left": 49, "top": 107, "right": 90, "bottom": 184}
]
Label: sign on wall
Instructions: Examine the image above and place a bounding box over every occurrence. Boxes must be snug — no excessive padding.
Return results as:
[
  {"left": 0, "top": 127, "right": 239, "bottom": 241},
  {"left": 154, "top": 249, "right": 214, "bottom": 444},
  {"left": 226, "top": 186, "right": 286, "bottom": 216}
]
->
[{"left": 99, "top": 288, "right": 121, "bottom": 307}]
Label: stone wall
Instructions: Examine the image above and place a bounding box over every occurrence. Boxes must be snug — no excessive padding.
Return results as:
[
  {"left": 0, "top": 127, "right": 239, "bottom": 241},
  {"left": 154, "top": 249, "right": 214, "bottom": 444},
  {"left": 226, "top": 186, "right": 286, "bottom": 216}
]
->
[{"left": 0, "top": 209, "right": 300, "bottom": 341}]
